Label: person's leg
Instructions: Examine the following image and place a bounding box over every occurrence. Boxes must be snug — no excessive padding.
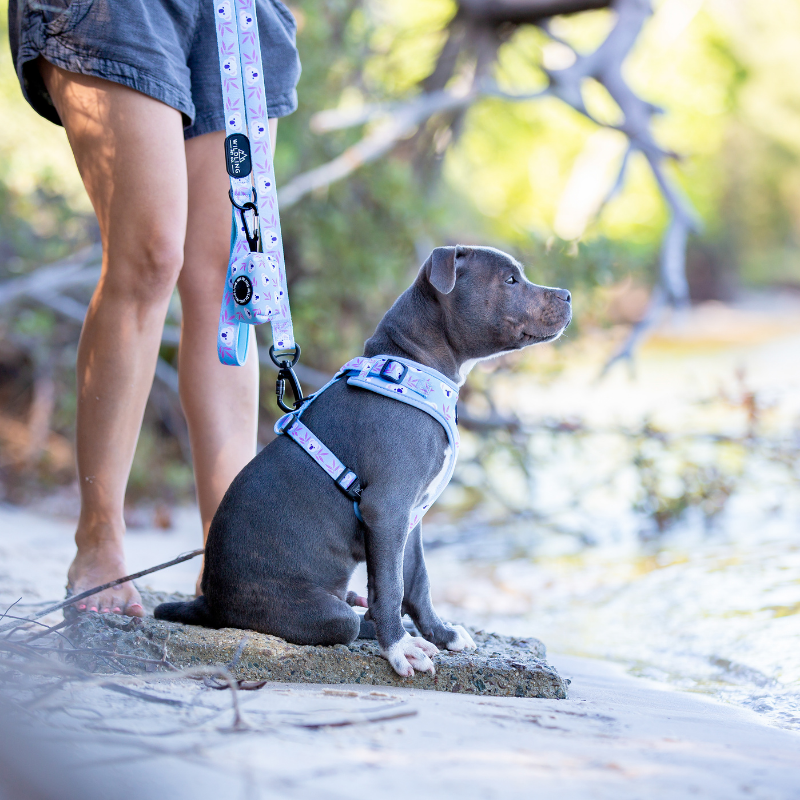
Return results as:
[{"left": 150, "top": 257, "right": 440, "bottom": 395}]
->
[
  {"left": 178, "top": 121, "right": 277, "bottom": 593},
  {"left": 40, "top": 61, "right": 189, "bottom": 615}
]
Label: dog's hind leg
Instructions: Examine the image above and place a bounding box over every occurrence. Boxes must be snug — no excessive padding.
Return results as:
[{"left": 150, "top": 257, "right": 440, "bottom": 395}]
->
[
  {"left": 258, "top": 587, "right": 362, "bottom": 647},
  {"left": 401, "top": 524, "right": 477, "bottom": 652}
]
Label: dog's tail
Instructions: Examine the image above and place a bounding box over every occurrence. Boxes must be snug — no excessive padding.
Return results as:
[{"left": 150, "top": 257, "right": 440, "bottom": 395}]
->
[{"left": 154, "top": 595, "right": 214, "bottom": 627}]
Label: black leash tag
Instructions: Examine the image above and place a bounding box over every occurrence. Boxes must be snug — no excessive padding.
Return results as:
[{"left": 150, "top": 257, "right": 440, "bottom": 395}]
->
[{"left": 225, "top": 133, "right": 252, "bottom": 178}]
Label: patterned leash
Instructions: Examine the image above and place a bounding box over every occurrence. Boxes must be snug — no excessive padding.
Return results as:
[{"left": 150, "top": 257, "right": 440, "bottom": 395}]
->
[{"left": 212, "top": 0, "right": 304, "bottom": 411}]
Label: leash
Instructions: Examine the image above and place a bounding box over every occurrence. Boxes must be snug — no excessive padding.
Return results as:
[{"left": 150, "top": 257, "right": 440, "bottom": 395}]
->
[
  {"left": 275, "top": 356, "right": 460, "bottom": 532},
  {"left": 212, "top": 0, "right": 305, "bottom": 412}
]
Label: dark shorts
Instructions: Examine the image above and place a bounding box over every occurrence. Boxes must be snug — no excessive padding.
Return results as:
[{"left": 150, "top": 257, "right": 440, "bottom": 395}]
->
[{"left": 8, "top": 0, "right": 301, "bottom": 139}]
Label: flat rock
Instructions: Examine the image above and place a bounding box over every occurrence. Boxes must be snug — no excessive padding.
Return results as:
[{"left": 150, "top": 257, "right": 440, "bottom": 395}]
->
[{"left": 65, "top": 590, "right": 568, "bottom": 700}]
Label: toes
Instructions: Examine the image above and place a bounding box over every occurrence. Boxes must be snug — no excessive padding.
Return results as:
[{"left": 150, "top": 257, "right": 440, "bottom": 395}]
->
[
  {"left": 386, "top": 649, "right": 414, "bottom": 677},
  {"left": 381, "top": 634, "right": 439, "bottom": 677},
  {"left": 125, "top": 602, "right": 145, "bottom": 618},
  {"left": 445, "top": 625, "right": 477, "bottom": 652},
  {"left": 411, "top": 636, "right": 439, "bottom": 658},
  {"left": 406, "top": 648, "right": 435, "bottom": 675}
]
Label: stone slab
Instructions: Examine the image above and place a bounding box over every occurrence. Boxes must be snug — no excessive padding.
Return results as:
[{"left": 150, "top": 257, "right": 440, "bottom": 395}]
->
[{"left": 65, "top": 590, "right": 568, "bottom": 700}]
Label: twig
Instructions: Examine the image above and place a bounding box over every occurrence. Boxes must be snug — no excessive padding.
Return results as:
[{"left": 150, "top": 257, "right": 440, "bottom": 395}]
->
[
  {"left": 289, "top": 702, "right": 417, "bottom": 729},
  {"left": 0, "top": 549, "right": 205, "bottom": 634}
]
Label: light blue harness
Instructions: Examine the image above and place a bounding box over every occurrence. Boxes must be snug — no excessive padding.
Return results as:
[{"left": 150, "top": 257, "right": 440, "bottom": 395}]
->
[{"left": 275, "top": 356, "right": 460, "bottom": 531}]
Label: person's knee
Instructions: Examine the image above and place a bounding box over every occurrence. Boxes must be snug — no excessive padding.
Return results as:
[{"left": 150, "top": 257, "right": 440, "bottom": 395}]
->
[{"left": 105, "top": 233, "right": 184, "bottom": 308}]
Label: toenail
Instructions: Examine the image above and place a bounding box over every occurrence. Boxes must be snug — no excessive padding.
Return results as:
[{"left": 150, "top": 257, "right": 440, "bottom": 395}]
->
[
  {"left": 101, "top": 608, "right": 110, "bottom": 613},
  {"left": 89, "top": 606, "right": 97, "bottom": 612},
  {"left": 113, "top": 607, "right": 121, "bottom": 613},
  {"left": 78, "top": 604, "right": 86, "bottom": 610}
]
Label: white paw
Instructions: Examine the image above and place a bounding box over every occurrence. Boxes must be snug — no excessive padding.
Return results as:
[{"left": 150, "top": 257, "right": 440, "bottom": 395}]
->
[
  {"left": 445, "top": 625, "right": 477, "bottom": 652},
  {"left": 381, "top": 633, "right": 439, "bottom": 677}
]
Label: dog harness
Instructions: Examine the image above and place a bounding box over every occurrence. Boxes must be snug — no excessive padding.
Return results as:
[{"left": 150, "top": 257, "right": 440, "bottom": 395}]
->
[
  {"left": 275, "top": 356, "right": 460, "bottom": 532},
  {"left": 213, "top": 0, "right": 296, "bottom": 366}
]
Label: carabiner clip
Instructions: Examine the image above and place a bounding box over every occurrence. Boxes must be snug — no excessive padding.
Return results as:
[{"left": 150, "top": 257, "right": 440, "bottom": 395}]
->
[
  {"left": 270, "top": 344, "right": 305, "bottom": 413},
  {"left": 229, "top": 189, "right": 259, "bottom": 252}
]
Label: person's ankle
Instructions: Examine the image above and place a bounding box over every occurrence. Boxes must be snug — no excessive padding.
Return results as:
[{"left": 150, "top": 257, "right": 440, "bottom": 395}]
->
[{"left": 74, "top": 517, "right": 126, "bottom": 552}]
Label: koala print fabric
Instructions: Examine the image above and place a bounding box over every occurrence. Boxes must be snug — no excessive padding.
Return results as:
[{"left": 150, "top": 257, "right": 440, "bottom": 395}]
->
[{"left": 8, "top": 0, "right": 301, "bottom": 139}]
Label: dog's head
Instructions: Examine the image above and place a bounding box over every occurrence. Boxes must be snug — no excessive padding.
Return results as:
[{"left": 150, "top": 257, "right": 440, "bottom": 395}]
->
[{"left": 418, "top": 245, "right": 572, "bottom": 366}]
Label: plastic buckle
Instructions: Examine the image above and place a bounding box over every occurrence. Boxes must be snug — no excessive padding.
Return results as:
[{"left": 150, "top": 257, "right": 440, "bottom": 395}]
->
[
  {"left": 335, "top": 467, "right": 362, "bottom": 502},
  {"left": 379, "top": 359, "right": 408, "bottom": 385},
  {"left": 275, "top": 413, "right": 296, "bottom": 435}
]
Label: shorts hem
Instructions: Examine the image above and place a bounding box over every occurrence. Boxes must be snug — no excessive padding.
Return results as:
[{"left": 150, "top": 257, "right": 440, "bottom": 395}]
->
[{"left": 17, "top": 42, "right": 196, "bottom": 125}]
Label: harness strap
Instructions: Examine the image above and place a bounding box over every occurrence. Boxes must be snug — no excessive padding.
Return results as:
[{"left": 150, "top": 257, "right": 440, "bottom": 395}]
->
[
  {"left": 275, "top": 356, "right": 460, "bottom": 532},
  {"left": 213, "top": 0, "right": 296, "bottom": 366},
  {"left": 275, "top": 413, "right": 362, "bottom": 502}
]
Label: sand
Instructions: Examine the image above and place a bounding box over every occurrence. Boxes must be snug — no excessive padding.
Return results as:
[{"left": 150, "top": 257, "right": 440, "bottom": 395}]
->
[{"left": 1, "top": 504, "right": 798, "bottom": 799}]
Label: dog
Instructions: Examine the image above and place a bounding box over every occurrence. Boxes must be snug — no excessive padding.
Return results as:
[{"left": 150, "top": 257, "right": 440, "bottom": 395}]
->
[{"left": 155, "top": 246, "right": 572, "bottom": 677}]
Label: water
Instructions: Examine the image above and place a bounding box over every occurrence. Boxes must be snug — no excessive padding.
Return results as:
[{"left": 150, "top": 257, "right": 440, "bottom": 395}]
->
[
  {"left": 424, "top": 298, "right": 800, "bottom": 731},
  {"left": 426, "top": 514, "right": 800, "bottom": 730}
]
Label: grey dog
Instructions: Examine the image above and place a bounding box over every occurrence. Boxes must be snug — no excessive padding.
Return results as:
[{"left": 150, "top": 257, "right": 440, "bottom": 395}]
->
[{"left": 155, "top": 246, "right": 572, "bottom": 677}]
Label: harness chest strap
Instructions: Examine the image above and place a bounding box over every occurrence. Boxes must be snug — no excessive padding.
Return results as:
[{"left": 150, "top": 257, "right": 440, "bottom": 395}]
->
[{"left": 275, "top": 356, "right": 460, "bottom": 532}]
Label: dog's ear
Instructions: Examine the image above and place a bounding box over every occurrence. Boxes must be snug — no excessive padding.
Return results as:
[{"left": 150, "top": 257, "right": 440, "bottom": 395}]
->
[{"left": 422, "top": 246, "right": 468, "bottom": 295}]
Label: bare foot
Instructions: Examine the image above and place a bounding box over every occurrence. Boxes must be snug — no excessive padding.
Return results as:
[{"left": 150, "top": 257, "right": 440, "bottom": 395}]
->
[{"left": 67, "top": 529, "right": 144, "bottom": 617}]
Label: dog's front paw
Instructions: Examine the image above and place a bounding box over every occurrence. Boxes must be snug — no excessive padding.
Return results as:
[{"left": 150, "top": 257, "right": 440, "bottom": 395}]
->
[
  {"left": 381, "top": 633, "right": 439, "bottom": 677},
  {"left": 445, "top": 624, "right": 477, "bottom": 652}
]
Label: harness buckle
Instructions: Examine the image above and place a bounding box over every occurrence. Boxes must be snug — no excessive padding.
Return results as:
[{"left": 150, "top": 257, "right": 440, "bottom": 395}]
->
[
  {"left": 270, "top": 344, "right": 306, "bottom": 413},
  {"left": 379, "top": 359, "right": 408, "bottom": 384},
  {"left": 275, "top": 412, "right": 296, "bottom": 435},
  {"left": 335, "top": 467, "right": 362, "bottom": 503}
]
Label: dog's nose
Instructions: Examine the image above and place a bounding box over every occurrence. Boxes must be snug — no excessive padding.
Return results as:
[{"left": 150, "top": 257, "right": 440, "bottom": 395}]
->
[{"left": 554, "top": 288, "right": 571, "bottom": 303}]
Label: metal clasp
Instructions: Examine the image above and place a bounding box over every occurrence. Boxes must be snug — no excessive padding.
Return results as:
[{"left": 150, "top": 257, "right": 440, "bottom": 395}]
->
[
  {"left": 229, "top": 189, "right": 259, "bottom": 252},
  {"left": 270, "top": 344, "right": 305, "bottom": 413}
]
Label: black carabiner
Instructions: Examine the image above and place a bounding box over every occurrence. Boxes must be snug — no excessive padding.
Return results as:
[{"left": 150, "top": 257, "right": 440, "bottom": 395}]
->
[
  {"left": 229, "top": 189, "right": 259, "bottom": 252},
  {"left": 270, "top": 344, "right": 305, "bottom": 413}
]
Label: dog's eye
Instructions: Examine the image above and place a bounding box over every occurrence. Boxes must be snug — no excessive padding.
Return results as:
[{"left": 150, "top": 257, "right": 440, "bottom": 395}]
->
[{"left": 505, "top": 276, "right": 517, "bottom": 285}]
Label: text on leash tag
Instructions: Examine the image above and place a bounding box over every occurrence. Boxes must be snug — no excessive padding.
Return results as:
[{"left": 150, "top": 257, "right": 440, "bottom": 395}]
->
[
  {"left": 225, "top": 133, "right": 252, "bottom": 178},
  {"left": 232, "top": 275, "right": 253, "bottom": 305}
]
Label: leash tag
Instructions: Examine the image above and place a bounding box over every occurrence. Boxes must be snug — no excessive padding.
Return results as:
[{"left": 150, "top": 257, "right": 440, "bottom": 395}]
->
[{"left": 224, "top": 133, "right": 252, "bottom": 178}]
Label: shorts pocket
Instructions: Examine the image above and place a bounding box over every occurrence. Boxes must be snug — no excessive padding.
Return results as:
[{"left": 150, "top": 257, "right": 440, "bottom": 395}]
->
[{"left": 43, "top": 0, "right": 96, "bottom": 37}]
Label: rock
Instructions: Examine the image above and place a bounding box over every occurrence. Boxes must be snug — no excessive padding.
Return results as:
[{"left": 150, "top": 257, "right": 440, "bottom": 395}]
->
[{"left": 64, "top": 590, "right": 568, "bottom": 700}]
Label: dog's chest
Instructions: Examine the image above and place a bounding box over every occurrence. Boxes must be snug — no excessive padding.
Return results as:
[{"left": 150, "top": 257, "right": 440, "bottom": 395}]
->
[{"left": 421, "top": 444, "right": 452, "bottom": 507}]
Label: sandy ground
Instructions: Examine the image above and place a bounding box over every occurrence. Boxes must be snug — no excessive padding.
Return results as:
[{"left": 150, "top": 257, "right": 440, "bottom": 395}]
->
[{"left": 1, "top": 504, "right": 799, "bottom": 799}]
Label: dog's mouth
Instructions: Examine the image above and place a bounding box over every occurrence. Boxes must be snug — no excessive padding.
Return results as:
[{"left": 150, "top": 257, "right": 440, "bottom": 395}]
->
[{"left": 518, "top": 322, "right": 569, "bottom": 346}]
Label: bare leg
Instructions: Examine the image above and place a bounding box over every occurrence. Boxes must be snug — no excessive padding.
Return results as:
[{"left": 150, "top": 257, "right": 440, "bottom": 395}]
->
[
  {"left": 40, "top": 62, "right": 188, "bottom": 615},
  {"left": 178, "top": 121, "right": 277, "bottom": 594}
]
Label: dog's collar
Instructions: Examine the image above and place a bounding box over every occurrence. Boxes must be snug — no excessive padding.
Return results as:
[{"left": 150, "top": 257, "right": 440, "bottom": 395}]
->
[{"left": 275, "top": 356, "right": 460, "bottom": 531}]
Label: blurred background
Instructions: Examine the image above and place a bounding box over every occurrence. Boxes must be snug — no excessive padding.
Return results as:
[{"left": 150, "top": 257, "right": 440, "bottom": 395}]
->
[{"left": 1, "top": 0, "right": 798, "bottom": 729}]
